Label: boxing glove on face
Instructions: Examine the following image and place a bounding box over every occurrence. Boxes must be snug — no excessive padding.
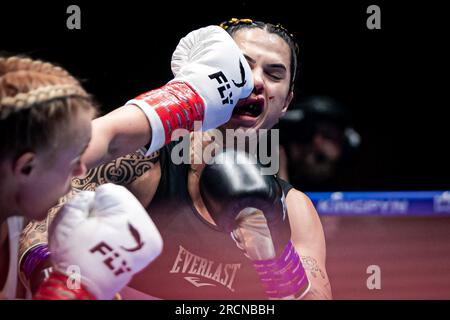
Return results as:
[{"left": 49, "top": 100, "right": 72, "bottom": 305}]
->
[
  {"left": 126, "top": 26, "right": 253, "bottom": 155},
  {"left": 171, "top": 25, "right": 253, "bottom": 130},
  {"left": 47, "top": 184, "right": 163, "bottom": 300}
]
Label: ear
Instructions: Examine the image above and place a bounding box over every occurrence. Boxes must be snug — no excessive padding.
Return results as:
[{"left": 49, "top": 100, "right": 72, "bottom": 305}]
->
[
  {"left": 13, "top": 152, "right": 36, "bottom": 178},
  {"left": 281, "top": 91, "right": 294, "bottom": 116}
]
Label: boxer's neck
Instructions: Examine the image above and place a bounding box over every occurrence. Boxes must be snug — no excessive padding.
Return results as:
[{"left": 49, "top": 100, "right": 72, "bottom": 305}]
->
[
  {"left": 188, "top": 131, "right": 215, "bottom": 176},
  {"left": 0, "top": 223, "right": 9, "bottom": 292},
  {"left": 187, "top": 168, "right": 217, "bottom": 227},
  {"left": 0, "top": 163, "right": 19, "bottom": 223},
  {"left": 0, "top": 189, "right": 16, "bottom": 219},
  {"left": 186, "top": 131, "right": 220, "bottom": 225},
  {"left": 0, "top": 187, "right": 18, "bottom": 225},
  {"left": 188, "top": 129, "right": 259, "bottom": 174},
  {"left": 0, "top": 220, "right": 9, "bottom": 292}
]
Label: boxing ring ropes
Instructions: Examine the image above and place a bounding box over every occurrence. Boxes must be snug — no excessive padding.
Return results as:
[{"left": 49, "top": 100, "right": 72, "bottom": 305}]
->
[
  {"left": 304, "top": 190, "right": 450, "bottom": 299},
  {"left": 306, "top": 190, "right": 450, "bottom": 216}
]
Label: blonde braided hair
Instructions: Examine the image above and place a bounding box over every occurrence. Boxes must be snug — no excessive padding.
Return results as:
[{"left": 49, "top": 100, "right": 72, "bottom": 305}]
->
[
  {"left": 1, "top": 84, "right": 88, "bottom": 109},
  {"left": 0, "top": 56, "right": 96, "bottom": 160}
]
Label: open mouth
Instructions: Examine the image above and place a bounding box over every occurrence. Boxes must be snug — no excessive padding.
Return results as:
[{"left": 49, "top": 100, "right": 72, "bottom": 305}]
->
[{"left": 232, "top": 98, "right": 264, "bottom": 118}]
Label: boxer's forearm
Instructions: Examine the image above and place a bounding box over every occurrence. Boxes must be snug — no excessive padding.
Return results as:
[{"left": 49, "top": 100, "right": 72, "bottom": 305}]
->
[
  {"left": 300, "top": 255, "right": 332, "bottom": 300},
  {"left": 72, "top": 148, "right": 159, "bottom": 192},
  {"left": 18, "top": 192, "right": 77, "bottom": 291},
  {"left": 84, "top": 106, "right": 152, "bottom": 169},
  {"left": 19, "top": 221, "right": 50, "bottom": 293},
  {"left": 18, "top": 220, "right": 48, "bottom": 262},
  {"left": 286, "top": 190, "right": 332, "bottom": 299},
  {"left": 18, "top": 192, "right": 74, "bottom": 259}
]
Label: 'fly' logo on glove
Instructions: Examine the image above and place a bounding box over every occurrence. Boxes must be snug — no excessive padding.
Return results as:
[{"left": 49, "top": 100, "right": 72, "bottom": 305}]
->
[
  {"left": 90, "top": 242, "right": 132, "bottom": 277},
  {"left": 89, "top": 222, "right": 145, "bottom": 277},
  {"left": 208, "top": 59, "right": 248, "bottom": 106},
  {"left": 121, "top": 223, "right": 145, "bottom": 252},
  {"left": 232, "top": 60, "right": 248, "bottom": 88}
]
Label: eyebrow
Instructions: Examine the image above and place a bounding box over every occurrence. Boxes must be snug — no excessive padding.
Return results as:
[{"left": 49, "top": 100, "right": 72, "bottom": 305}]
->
[
  {"left": 266, "top": 63, "right": 287, "bottom": 72},
  {"left": 243, "top": 54, "right": 287, "bottom": 71}
]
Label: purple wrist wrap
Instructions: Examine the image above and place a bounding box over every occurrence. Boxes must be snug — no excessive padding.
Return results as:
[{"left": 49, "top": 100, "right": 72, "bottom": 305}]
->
[
  {"left": 253, "top": 241, "right": 309, "bottom": 299},
  {"left": 21, "top": 244, "right": 51, "bottom": 280}
]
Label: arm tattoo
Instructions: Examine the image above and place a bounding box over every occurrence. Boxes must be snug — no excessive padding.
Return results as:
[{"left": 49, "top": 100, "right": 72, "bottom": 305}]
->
[
  {"left": 18, "top": 190, "right": 78, "bottom": 258},
  {"left": 19, "top": 149, "right": 159, "bottom": 259},
  {"left": 300, "top": 256, "right": 327, "bottom": 280},
  {"left": 72, "top": 148, "right": 159, "bottom": 191},
  {"left": 300, "top": 255, "right": 332, "bottom": 300}
]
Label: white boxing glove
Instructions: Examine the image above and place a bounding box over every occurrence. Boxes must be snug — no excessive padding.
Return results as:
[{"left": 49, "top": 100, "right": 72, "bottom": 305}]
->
[
  {"left": 171, "top": 25, "right": 254, "bottom": 130},
  {"left": 126, "top": 25, "right": 253, "bottom": 155},
  {"left": 47, "top": 184, "right": 163, "bottom": 300}
]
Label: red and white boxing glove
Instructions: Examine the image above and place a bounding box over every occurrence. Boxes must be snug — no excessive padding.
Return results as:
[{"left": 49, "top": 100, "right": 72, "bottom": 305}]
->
[
  {"left": 126, "top": 25, "right": 253, "bottom": 155},
  {"left": 34, "top": 184, "right": 163, "bottom": 300}
]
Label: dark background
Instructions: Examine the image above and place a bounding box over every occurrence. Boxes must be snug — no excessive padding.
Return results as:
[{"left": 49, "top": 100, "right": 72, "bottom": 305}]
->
[{"left": 2, "top": 0, "right": 448, "bottom": 191}]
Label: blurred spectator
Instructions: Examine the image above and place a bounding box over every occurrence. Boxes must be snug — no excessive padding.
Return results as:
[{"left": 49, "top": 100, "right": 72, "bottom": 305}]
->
[{"left": 278, "top": 95, "right": 361, "bottom": 191}]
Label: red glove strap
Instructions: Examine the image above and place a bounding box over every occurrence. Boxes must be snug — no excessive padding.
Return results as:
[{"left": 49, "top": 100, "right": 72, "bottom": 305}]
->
[
  {"left": 133, "top": 81, "right": 205, "bottom": 145},
  {"left": 34, "top": 271, "right": 96, "bottom": 300}
]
